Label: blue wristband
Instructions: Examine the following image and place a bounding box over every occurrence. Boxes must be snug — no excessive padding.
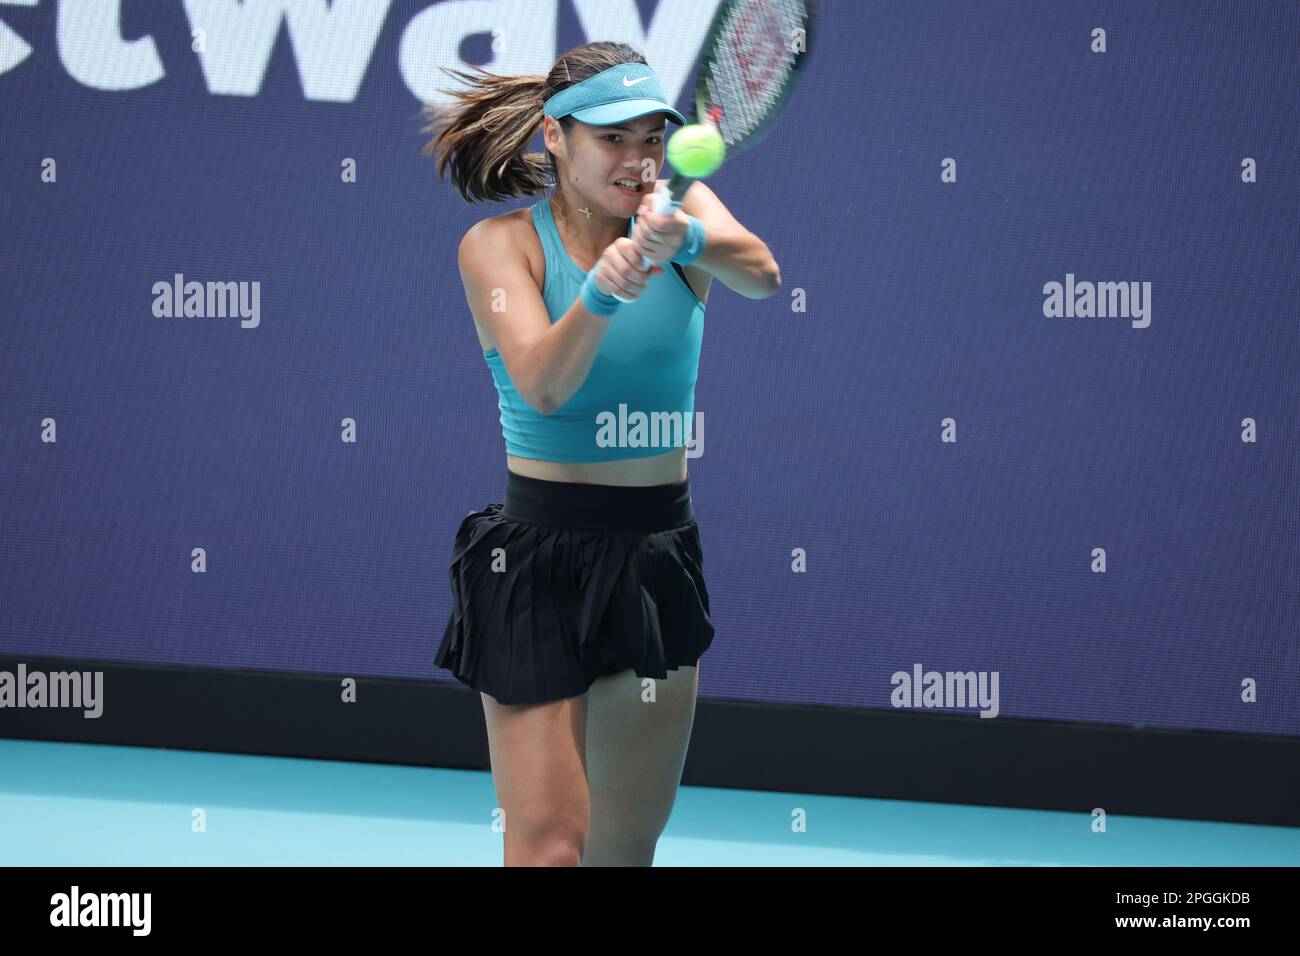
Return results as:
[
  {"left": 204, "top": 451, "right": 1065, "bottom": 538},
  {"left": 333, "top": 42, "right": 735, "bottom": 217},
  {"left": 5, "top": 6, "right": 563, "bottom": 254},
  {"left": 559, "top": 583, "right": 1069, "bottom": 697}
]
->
[
  {"left": 580, "top": 264, "right": 620, "bottom": 316},
  {"left": 671, "top": 214, "right": 707, "bottom": 266}
]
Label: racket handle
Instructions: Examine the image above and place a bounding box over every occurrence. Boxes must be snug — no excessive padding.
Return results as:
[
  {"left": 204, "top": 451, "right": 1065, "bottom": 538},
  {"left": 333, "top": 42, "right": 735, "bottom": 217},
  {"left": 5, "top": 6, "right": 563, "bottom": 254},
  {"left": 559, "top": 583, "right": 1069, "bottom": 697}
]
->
[
  {"left": 639, "top": 188, "right": 681, "bottom": 268},
  {"left": 612, "top": 181, "right": 691, "bottom": 303}
]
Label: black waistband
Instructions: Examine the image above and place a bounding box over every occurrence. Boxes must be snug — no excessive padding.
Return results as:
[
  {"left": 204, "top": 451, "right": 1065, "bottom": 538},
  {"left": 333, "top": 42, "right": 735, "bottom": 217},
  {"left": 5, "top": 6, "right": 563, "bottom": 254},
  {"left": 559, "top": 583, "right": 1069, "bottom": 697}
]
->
[{"left": 501, "top": 469, "right": 695, "bottom": 533}]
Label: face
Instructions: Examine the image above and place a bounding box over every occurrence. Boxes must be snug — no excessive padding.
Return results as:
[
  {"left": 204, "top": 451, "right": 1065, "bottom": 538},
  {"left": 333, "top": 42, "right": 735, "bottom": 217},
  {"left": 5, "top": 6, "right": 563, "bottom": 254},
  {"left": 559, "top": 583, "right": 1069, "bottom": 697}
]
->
[{"left": 546, "top": 112, "right": 667, "bottom": 213}]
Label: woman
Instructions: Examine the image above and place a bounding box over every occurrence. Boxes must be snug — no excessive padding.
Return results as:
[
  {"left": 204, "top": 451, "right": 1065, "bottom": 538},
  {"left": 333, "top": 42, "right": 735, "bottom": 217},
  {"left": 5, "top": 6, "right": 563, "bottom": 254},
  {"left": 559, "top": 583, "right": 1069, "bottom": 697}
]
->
[{"left": 421, "top": 41, "right": 780, "bottom": 867}]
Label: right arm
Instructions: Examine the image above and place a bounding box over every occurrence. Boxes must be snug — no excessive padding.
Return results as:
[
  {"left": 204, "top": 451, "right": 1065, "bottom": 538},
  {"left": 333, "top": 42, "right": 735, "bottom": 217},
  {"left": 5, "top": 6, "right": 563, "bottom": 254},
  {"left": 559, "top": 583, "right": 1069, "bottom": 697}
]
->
[{"left": 458, "top": 218, "right": 662, "bottom": 415}]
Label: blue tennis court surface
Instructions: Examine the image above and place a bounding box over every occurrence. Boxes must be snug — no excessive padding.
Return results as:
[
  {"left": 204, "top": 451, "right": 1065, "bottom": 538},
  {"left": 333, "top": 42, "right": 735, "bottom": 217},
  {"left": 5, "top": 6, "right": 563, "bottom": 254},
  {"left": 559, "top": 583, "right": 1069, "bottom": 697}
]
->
[{"left": 2, "top": 739, "right": 1294, "bottom": 866}]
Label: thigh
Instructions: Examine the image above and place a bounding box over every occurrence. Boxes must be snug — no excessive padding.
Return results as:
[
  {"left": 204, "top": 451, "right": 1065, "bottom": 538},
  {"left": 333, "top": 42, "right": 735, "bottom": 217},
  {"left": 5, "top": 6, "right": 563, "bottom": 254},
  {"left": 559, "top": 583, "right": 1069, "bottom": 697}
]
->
[
  {"left": 583, "top": 664, "right": 701, "bottom": 854},
  {"left": 480, "top": 691, "right": 590, "bottom": 855}
]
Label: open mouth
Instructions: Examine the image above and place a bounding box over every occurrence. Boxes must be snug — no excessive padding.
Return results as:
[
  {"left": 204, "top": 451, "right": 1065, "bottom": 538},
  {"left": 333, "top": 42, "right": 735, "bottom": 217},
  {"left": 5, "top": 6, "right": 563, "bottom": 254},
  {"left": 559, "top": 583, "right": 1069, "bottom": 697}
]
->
[{"left": 613, "top": 179, "right": 643, "bottom": 194}]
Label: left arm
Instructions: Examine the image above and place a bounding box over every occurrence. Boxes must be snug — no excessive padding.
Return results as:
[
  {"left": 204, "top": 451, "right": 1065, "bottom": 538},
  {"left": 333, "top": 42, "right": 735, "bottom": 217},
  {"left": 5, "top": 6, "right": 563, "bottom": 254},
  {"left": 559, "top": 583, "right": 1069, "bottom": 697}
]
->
[{"left": 633, "top": 181, "right": 781, "bottom": 300}]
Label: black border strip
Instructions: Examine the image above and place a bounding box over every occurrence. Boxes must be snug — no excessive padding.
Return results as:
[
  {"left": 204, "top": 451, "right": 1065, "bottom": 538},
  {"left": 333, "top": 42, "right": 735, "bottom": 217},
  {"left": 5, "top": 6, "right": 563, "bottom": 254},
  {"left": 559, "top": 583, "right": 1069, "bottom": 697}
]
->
[{"left": 1, "top": 655, "right": 1296, "bottom": 827}]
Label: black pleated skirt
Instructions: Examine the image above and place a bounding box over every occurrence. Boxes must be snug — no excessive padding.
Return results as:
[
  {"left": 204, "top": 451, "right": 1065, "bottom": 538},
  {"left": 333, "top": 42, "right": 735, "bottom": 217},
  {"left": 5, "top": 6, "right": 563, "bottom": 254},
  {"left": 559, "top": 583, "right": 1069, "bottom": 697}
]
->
[{"left": 435, "top": 470, "right": 715, "bottom": 705}]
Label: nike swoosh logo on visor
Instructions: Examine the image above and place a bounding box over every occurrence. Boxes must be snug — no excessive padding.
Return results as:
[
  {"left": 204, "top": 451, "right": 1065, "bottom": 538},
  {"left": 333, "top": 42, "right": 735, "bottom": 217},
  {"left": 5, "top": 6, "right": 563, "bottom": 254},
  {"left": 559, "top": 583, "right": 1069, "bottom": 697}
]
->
[{"left": 622, "top": 75, "right": 652, "bottom": 87}]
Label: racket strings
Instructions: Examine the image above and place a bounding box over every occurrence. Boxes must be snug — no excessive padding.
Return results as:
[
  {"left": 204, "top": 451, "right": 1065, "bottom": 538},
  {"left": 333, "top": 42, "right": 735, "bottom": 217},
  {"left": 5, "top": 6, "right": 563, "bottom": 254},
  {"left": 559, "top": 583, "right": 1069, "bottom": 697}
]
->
[{"left": 704, "top": 0, "right": 808, "bottom": 146}]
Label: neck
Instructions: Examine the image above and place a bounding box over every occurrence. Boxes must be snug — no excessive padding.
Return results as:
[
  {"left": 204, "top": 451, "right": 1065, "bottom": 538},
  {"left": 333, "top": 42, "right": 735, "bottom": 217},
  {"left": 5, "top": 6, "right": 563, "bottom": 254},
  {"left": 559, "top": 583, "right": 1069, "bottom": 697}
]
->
[{"left": 549, "top": 183, "right": 629, "bottom": 261}]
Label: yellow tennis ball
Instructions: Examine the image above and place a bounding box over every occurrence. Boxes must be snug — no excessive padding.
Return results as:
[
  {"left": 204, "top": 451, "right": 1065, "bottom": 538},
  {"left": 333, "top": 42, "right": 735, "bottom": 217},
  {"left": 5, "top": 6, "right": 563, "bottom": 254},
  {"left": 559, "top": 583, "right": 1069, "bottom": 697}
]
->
[{"left": 667, "top": 124, "right": 725, "bottom": 178}]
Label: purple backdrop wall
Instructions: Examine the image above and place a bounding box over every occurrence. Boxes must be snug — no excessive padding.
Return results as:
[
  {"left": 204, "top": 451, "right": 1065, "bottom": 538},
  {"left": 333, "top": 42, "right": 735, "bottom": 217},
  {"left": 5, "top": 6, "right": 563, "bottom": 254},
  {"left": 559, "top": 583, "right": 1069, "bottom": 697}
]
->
[{"left": 2, "top": 0, "right": 1296, "bottom": 736}]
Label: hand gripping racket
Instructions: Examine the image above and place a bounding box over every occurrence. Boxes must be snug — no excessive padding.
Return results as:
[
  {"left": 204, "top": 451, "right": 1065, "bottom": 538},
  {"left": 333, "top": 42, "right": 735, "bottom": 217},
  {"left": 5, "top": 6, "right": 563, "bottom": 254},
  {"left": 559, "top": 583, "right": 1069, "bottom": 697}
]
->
[{"left": 612, "top": 0, "right": 817, "bottom": 301}]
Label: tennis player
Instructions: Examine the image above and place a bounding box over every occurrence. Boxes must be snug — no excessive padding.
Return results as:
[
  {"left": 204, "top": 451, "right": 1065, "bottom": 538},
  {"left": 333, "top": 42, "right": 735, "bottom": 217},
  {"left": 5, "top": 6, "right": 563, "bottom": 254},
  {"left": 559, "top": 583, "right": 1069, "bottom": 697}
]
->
[{"left": 422, "top": 41, "right": 780, "bottom": 867}]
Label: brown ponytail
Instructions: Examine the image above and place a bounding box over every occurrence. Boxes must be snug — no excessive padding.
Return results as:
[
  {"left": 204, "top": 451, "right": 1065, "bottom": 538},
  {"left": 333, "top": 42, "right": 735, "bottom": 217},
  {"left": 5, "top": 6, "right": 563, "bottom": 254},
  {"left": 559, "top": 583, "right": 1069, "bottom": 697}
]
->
[{"left": 421, "top": 42, "right": 649, "bottom": 204}]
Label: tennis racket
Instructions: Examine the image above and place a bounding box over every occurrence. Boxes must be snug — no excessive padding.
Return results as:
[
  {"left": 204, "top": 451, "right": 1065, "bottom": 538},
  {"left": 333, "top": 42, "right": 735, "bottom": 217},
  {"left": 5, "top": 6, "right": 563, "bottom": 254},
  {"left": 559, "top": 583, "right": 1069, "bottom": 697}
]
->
[{"left": 615, "top": 0, "right": 817, "bottom": 299}]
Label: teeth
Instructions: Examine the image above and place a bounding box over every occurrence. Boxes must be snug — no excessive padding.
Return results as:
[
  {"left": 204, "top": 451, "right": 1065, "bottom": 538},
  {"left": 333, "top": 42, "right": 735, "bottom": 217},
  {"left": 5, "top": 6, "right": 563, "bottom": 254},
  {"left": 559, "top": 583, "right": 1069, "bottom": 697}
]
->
[{"left": 615, "top": 180, "right": 637, "bottom": 189}]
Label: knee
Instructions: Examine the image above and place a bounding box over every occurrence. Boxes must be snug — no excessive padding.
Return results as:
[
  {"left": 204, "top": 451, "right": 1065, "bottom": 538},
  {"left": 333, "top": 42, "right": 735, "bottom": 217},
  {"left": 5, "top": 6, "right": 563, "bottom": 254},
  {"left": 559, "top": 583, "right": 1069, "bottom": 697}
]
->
[
  {"left": 526, "top": 838, "right": 584, "bottom": 867},
  {"left": 506, "top": 817, "right": 586, "bottom": 867}
]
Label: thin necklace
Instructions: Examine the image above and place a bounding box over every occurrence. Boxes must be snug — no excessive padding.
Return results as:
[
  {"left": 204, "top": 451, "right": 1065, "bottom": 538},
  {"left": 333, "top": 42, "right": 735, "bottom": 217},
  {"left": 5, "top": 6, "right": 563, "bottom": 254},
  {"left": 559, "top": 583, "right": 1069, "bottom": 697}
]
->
[
  {"left": 549, "top": 189, "right": 636, "bottom": 262},
  {"left": 549, "top": 190, "right": 591, "bottom": 221}
]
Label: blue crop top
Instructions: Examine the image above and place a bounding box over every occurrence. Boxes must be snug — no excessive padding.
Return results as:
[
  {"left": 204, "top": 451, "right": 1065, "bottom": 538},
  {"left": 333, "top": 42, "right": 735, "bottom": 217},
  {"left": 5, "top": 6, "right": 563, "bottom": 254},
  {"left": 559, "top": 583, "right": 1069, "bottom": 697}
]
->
[{"left": 480, "top": 197, "right": 706, "bottom": 462}]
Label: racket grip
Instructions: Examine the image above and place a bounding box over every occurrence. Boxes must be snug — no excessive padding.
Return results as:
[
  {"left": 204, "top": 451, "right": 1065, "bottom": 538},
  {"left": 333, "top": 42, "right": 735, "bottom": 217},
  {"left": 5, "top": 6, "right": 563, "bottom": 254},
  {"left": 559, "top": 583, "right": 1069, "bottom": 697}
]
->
[
  {"left": 612, "top": 186, "right": 687, "bottom": 303},
  {"left": 640, "top": 189, "right": 681, "bottom": 268}
]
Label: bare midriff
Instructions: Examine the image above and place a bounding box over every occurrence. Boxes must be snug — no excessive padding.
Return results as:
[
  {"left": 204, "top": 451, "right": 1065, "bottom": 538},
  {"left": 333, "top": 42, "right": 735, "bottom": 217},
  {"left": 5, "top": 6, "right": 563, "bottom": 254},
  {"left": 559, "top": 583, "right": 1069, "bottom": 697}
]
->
[{"left": 506, "top": 448, "right": 687, "bottom": 487}]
